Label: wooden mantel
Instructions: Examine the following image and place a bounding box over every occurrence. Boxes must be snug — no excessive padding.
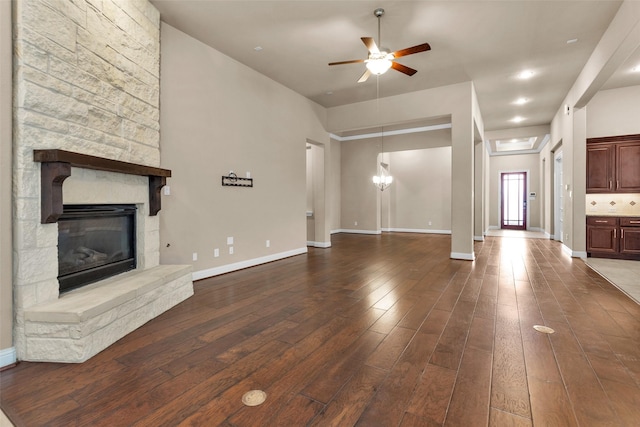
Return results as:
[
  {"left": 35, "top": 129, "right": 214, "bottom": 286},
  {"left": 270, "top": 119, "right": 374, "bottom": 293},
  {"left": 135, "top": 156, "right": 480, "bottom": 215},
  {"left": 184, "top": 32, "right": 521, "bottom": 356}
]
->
[{"left": 33, "top": 149, "right": 172, "bottom": 223}]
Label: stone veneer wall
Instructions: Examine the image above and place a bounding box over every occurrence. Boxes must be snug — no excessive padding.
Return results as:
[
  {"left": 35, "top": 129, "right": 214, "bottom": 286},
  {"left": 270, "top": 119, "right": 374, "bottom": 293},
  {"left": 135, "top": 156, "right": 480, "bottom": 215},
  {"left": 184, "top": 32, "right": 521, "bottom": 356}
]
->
[{"left": 12, "top": 0, "right": 179, "bottom": 361}]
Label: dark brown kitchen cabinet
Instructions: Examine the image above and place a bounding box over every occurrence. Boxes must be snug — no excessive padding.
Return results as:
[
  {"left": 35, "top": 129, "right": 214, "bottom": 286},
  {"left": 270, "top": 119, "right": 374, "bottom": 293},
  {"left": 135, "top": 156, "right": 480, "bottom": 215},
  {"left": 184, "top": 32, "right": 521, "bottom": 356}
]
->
[
  {"left": 586, "top": 144, "right": 614, "bottom": 192},
  {"left": 620, "top": 217, "right": 640, "bottom": 256},
  {"left": 587, "top": 216, "right": 617, "bottom": 254},
  {"left": 586, "top": 135, "right": 640, "bottom": 193},
  {"left": 617, "top": 142, "right": 640, "bottom": 192},
  {"left": 587, "top": 216, "right": 640, "bottom": 260}
]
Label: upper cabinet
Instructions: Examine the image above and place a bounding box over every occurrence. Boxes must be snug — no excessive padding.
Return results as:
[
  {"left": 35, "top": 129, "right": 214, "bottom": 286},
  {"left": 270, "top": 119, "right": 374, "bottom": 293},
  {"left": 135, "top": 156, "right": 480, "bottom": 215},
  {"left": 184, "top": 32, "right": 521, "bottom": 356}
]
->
[
  {"left": 617, "top": 142, "right": 640, "bottom": 192},
  {"left": 587, "top": 134, "right": 640, "bottom": 193}
]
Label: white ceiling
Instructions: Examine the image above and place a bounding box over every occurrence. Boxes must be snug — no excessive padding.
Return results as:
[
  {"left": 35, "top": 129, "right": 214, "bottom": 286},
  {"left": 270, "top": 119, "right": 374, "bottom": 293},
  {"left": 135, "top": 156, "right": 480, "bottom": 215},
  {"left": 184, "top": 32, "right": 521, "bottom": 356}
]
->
[{"left": 152, "top": 0, "right": 638, "bottom": 148}]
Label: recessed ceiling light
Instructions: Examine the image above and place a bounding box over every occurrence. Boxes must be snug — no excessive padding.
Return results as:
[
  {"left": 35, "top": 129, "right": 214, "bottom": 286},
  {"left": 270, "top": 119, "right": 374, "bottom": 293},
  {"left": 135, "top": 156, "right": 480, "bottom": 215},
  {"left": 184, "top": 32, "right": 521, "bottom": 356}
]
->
[
  {"left": 514, "top": 97, "right": 529, "bottom": 105},
  {"left": 517, "top": 70, "right": 535, "bottom": 80},
  {"left": 254, "top": 46, "right": 263, "bottom": 52},
  {"left": 511, "top": 116, "right": 526, "bottom": 123},
  {"left": 632, "top": 65, "right": 640, "bottom": 73},
  {"left": 566, "top": 38, "right": 578, "bottom": 44}
]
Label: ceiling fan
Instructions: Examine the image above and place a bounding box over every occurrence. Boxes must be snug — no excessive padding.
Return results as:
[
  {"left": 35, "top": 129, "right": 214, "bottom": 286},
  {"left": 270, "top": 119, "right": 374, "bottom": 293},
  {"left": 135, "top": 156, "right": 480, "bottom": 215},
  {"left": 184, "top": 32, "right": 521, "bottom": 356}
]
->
[{"left": 328, "top": 8, "right": 431, "bottom": 83}]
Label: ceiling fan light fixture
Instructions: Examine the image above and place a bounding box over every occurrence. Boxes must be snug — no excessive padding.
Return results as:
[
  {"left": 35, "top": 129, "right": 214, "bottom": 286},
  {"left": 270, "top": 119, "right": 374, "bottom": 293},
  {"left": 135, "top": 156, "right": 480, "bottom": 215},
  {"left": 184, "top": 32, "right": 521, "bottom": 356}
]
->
[{"left": 365, "top": 57, "right": 393, "bottom": 75}]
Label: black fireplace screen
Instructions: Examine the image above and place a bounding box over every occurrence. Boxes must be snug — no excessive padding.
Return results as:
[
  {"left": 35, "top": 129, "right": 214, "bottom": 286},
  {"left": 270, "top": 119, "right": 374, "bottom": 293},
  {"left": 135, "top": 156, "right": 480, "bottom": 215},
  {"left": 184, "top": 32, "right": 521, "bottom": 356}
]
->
[{"left": 58, "top": 205, "right": 136, "bottom": 293}]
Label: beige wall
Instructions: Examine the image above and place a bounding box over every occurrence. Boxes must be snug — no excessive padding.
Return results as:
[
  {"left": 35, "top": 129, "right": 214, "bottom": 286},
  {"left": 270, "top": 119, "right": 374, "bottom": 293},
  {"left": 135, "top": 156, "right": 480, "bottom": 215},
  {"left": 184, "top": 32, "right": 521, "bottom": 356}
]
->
[
  {"left": 488, "top": 153, "right": 541, "bottom": 229},
  {"left": 340, "top": 128, "right": 452, "bottom": 233},
  {"left": 1, "top": 0, "right": 13, "bottom": 363},
  {"left": 587, "top": 85, "right": 640, "bottom": 138},
  {"left": 385, "top": 147, "right": 452, "bottom": 232},
  {"left": 159, "top": 24, "right": 328, "bottom": 276},
  {"left": 340, "top": 137, "right": 380, "bottom": 232}
]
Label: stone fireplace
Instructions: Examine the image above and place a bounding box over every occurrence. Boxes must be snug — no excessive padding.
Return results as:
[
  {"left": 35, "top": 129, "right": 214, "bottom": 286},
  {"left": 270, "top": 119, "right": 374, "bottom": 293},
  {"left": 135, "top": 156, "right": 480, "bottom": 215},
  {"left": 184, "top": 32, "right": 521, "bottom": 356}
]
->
[
  {"left": 12, "top": 0, "right": 193, "bottom": 362},
  {"left": 57, "top": 204, "right": 137, "bottom": 293}
]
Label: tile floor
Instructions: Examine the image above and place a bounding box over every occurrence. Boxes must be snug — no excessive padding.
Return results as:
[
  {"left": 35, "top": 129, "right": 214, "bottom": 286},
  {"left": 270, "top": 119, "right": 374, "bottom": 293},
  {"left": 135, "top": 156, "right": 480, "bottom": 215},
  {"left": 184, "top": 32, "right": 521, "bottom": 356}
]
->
[{"left": 584, "top": 257, "right": 640, "bottom": 304}]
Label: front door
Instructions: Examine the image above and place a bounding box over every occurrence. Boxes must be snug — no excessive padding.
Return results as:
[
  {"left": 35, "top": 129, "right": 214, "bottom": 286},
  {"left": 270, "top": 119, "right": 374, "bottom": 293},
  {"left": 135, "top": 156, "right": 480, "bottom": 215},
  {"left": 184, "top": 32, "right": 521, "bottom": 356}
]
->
[{"left": 501, "top": 172, "right": 527, "bottom": 230}]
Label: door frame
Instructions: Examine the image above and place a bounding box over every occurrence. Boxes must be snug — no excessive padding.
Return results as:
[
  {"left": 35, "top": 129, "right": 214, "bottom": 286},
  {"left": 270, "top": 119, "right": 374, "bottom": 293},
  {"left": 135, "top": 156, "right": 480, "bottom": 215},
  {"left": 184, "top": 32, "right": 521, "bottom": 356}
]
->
[
  {"left": 554, "top": 150, "right": 563, "bottom": 242},
  {"left": 498, "top": 169, "right": 530, "bottom": 230}
]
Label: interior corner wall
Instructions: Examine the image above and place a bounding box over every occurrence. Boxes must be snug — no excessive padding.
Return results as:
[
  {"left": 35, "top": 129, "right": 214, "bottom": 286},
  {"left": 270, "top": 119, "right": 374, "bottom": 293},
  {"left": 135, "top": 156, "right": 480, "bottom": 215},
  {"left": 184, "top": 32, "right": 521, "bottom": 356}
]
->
[
  {"left": 488, "top": 153, "right": 541, "bottom": 229},
  {"left": 159, "top": 23, "right": 328, "bottom": 277},
  {"left": 329, "top": 138, "right": 341, "bottom": 233},
  {"left": 586, "top": 85, "right": 640, "bottom": 137},
  {"left": 0, "top": 0, "right": 14, "bottom": 362}
]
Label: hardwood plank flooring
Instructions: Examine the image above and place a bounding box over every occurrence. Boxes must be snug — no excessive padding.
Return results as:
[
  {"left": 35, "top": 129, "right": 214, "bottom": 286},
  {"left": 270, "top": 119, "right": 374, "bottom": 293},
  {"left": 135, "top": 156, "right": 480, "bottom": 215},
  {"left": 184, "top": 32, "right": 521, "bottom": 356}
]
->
[{"left": 2, "top": 233, "right": 640, "bottom": 426}]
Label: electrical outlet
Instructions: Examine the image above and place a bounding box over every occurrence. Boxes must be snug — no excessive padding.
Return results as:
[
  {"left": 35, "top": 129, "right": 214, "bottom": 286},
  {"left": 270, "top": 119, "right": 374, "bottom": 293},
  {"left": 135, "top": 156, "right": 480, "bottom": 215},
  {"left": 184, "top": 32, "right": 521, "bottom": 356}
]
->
[
  {"left": 214, "top": 248, "right": 219, "bottom": 257},
  {"left": 229, "top": 246, "right": 234, "bottom": 255},
  {"left": 354, "top": 221, "right": 358, "bottom": 226},
  {"left": 163, "top": 186, "right": 171, "bottom": 195},
  {"left": 266, "top": 240, "right": 270, "bottom": 248},
  {"left": 428, "top": 221, "right": 432, "bottom": 226},
  {"left": 192, "top": 252, "right": 198, "bottom": 261},
  {"left": 227, "top": 236, "right": 234, "bottom": 245}
]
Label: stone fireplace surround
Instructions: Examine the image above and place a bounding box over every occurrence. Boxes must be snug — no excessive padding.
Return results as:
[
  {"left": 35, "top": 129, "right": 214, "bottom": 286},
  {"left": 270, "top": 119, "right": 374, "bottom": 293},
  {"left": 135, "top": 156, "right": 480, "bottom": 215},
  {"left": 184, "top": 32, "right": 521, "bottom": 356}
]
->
[
  {"left": 10, "top": 0, "right": 195, "bottom": 363},
  {"left": 17, "top": 156, "right": 193, "bottom": 363}
]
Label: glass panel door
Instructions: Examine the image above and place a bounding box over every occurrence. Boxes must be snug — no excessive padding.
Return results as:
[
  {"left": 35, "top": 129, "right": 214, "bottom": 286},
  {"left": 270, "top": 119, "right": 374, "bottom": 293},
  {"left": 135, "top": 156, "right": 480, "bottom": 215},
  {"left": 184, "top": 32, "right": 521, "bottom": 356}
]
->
[{"left": 501, "top": 172, "right": 527, "bottom": 230}]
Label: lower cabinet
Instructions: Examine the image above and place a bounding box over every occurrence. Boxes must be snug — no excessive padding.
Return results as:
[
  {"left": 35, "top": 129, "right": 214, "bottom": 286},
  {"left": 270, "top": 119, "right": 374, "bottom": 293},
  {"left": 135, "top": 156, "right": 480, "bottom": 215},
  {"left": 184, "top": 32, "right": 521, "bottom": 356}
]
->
[
  {"left": 587, "top": 216, "right": 640, "bottom": 260},
  {"left": 620, "top": 218, "right": 640, "bottom": 256}
]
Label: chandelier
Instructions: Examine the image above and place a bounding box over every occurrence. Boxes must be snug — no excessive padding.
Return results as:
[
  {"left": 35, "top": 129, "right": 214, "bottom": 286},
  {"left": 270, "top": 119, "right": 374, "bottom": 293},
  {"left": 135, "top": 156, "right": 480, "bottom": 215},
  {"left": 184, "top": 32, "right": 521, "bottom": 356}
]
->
[{"left": 372, "top": 125, "right": 393, "bottom": 191}]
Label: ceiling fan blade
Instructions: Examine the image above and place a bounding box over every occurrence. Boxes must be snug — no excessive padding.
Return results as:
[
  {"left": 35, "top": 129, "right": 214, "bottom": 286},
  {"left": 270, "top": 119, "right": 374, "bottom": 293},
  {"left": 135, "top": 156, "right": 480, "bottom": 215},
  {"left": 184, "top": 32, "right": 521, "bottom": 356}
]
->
[
  {"left": 391, "top": 61, "right": 417, "bottom": 76},
  {"left": 361, "top": 37, "right": 380, "bottom": 55},
  {"left": 392, "top": 43, "right": 431, "bottom": 58},
  {"left": 328, "top": 59, "right": 366, "bottom": 66},
  {"left": 357, "top": 69, "right": 372, "bottom": 83}
]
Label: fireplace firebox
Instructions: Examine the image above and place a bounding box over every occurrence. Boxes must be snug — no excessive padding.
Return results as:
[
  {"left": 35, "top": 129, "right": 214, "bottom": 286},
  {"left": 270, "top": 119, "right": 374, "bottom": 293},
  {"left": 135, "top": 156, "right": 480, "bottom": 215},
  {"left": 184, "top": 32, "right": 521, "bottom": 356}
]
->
[{"left": 58, "top": 204, "right": 136, "bottom": 293}]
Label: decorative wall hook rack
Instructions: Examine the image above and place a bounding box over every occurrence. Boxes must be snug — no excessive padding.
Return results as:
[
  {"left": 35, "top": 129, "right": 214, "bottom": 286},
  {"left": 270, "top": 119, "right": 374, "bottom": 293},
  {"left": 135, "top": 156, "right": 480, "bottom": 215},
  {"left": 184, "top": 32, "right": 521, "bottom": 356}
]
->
[{"left": 222, "top": 172, "right": 253, "bottom": 188}]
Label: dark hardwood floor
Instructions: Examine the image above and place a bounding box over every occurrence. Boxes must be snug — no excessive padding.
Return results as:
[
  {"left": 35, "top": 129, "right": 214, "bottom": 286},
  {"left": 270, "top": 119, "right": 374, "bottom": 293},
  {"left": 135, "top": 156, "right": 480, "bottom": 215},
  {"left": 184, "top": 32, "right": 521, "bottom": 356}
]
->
[{"left": 2, "top": 233, "right": 640, "bottom": 426}]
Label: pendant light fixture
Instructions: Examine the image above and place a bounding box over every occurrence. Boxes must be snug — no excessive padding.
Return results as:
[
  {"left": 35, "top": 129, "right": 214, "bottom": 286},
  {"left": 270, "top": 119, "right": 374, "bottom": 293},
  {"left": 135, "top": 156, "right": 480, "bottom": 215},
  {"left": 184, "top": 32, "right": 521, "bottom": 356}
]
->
[{"left": 372, "top": 77, "right": 393, "bottom": 191}]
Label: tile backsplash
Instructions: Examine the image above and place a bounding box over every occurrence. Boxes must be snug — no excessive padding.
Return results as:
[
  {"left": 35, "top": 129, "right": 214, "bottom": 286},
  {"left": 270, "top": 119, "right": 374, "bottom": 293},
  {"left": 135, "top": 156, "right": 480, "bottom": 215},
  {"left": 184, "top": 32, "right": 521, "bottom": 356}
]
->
[{"left": 586, "top": 193, "right": 640, "bottom": 216}]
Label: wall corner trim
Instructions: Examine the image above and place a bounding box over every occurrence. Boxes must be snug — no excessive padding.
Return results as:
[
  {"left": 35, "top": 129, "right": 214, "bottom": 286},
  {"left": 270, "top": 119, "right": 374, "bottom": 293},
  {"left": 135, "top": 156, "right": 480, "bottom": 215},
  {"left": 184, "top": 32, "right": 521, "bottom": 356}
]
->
[
  {"left": 473, "top": 235, "right": 485, "bottom": 241},
  {"left": 450, "top": 252, "right": 475, "bottom": 261},
  {"left": 561, "top": 244, "right": 586, "bottom": 259},
  {"left": 0, "top": 347, "right": 16, "bottom": 369},
  {"left": 307, "top": 241, "right": 331, "bottom": 248},
  {"left": 191, "top": 247, "right": 308, "bottom": 281}
]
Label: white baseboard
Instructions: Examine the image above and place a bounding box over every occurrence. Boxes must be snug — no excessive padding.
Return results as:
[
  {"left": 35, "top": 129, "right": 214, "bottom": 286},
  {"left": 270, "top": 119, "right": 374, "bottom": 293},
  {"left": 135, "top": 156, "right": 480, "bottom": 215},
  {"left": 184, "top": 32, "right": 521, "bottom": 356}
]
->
[
  {"left": 334, "top": 229, "right": 382, "bottom": 235},
  {"left": 488, "top": 225, "right": 500, "bottom": 230},
  {"left": 307, "top": 241, "right": 331, "bottom": 248},
  {"left": 192, "top": 247, "right": 308, "bottom": 281},
  {"left": 451, "top": 251, "right": 475, "bottom": 261},
  {"left": 381, "top": 228, "right": 451, "bottom": 235},
  {"left": 0, "top": 347, "right": 16, "bottom": 369},
  {"left": 474, "top": 235, "right": 484, "bottom": 241},
  {"left": 330, "top": 229, "right": 341, "bottom": 235},
  {"left": 560, "top": 244, "right": 587, "bottom": 259}
]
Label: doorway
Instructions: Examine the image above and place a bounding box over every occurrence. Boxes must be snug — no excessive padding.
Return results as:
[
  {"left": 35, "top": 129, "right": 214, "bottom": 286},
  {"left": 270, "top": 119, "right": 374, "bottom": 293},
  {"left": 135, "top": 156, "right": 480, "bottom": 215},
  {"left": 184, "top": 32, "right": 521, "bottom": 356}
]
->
[
  {"left": 554, "top": 150, "right": 563, "bottom": 242},
  {"left": 500, "top": 172, "right": 527, "bottom": 230}
]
